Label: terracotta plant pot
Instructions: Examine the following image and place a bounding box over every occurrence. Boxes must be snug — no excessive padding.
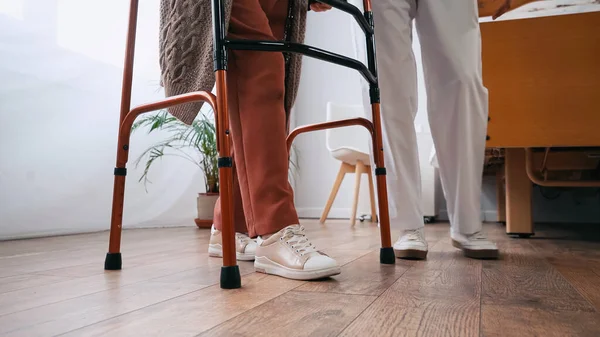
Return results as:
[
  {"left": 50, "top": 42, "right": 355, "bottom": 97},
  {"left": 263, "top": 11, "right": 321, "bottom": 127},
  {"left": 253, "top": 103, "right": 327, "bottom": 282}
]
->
[{"left": 195, "top": 192, "right": 219, "bottom": 229}]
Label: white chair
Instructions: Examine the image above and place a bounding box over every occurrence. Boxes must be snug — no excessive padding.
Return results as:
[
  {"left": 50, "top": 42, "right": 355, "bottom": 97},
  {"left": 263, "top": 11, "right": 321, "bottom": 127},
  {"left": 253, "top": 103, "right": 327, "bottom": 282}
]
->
[{"left": 320, "top": 102, "right": 377, "bottom": 226}]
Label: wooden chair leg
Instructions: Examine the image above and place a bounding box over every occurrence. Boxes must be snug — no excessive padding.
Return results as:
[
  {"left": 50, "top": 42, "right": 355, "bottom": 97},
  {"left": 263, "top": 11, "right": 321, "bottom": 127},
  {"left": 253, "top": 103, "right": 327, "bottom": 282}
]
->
[
  {"left": 366, "top": 165, "right": 377, "bottom": 223},
  {"left": 505, "top": 148, "right": 534, "bottom": 237},
  {"left": 351, "top": 161, "right": 365, "bottom": 227},
  {"left": 320, "top": 162, "right": 352, "bottom": 224}
]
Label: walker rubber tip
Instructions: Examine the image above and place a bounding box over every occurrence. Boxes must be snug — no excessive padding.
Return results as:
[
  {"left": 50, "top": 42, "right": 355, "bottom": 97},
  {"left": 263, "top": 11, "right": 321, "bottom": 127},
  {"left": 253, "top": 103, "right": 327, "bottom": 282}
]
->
[
  {"left": 104, "top": 252, "right": 122, "bottom": 270},
  {"left": 220, "top": 266, "right": 242, "bottom": 289},
  {"left": 380, "top": 247, "right": 396, "bottom": 264}
]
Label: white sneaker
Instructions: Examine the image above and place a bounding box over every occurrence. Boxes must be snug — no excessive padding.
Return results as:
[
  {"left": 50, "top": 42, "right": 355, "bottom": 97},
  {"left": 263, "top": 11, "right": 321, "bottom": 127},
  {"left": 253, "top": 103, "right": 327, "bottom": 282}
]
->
[
  {"left": 451, "top": 231, "right": 499, "bottom": 259},
  {"left": 208, "top": 225, "right": 257, "bottom": 261},
  {"left": 393, "top": 228, "right": 428, "bottom": 260},
  {"left": 254, "top": 225, "right": 341, "bottom": 280}
]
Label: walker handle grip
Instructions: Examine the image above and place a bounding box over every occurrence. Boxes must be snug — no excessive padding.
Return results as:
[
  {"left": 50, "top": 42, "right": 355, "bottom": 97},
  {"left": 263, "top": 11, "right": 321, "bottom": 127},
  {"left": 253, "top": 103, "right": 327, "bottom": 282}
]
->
[{"left": 312, "top": 0, "right": 374, "bottom": 35}]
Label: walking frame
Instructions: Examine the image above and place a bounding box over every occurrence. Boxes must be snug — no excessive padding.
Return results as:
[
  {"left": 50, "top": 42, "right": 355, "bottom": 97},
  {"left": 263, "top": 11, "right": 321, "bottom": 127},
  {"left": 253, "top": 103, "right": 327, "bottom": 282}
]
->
[{"left": 105, "top": 0, "right": 395, "bottom": 289}]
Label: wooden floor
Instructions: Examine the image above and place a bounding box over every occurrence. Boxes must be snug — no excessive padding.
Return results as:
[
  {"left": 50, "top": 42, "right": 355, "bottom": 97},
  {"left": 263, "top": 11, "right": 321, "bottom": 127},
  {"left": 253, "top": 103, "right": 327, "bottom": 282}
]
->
[{"left": 1, "top": 221, "right": 599, "bottom": 337}]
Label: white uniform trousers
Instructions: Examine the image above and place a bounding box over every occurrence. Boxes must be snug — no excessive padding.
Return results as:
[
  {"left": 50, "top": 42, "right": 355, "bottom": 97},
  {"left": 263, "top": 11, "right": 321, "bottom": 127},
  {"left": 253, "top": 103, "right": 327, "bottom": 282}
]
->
[{"left": 371, "top": 0, "right": 489, "bottom": 235}]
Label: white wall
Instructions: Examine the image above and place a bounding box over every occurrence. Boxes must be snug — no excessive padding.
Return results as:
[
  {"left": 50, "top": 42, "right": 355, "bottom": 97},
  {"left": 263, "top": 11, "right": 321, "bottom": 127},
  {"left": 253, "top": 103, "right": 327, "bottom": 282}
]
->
[
  {"left": 292, "top": 7, "right": 370, "bottom": 219},
  {"left": 0, "top": 0, "right": 205, "bottom": 240}
]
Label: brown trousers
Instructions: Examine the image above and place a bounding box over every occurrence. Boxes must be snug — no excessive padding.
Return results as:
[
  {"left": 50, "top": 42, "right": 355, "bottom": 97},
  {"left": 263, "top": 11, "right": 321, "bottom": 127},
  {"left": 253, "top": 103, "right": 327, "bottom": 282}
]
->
[{"left": 213, "top": 0, "right": 299, "bottom": 237}]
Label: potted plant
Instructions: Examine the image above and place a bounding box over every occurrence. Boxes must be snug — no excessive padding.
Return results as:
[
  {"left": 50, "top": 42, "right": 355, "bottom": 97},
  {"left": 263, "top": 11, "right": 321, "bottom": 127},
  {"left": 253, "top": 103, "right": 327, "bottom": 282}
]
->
[
  {"left": 131, "top": 109, "right": 219, "bottom": 228},
  {"left": 131, "top": 109, "right": 299, "bottom": 229}
]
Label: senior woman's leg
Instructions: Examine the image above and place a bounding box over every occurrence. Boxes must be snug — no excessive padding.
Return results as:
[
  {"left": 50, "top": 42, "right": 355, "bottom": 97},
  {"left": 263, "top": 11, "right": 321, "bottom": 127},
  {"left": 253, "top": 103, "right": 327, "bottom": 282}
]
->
[{"left": 211, "top": 0, "right": 340, "bottom": 280}]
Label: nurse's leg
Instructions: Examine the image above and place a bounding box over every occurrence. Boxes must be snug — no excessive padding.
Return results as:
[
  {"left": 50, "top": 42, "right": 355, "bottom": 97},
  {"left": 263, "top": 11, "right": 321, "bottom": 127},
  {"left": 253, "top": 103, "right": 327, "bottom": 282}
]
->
[
  {"left": 416, "top": 0, "right": 498, "bottom": 259},
  {"left": 372, "top": 0, "right": 427, "bottom": 259}
]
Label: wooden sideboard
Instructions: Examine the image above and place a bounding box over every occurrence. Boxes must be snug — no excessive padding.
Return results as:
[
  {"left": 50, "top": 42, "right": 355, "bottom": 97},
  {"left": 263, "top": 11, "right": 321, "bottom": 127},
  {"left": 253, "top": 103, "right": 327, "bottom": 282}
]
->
[{"left": 480, "top": 4, "right": 600, "bottom": 235}]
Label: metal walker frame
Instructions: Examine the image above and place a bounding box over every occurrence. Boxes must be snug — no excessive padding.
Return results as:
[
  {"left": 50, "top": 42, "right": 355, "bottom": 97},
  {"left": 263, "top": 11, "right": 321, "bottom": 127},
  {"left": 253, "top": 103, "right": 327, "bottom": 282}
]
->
[{"left": 104, "top": 0, "right": 395, "bottom": 289}]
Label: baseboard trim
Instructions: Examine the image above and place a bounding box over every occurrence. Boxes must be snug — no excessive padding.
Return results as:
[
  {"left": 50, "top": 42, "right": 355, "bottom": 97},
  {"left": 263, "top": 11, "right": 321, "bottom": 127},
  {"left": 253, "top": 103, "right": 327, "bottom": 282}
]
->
[{"left": 0, "top": 222, "right": 195, "bottom": 241}]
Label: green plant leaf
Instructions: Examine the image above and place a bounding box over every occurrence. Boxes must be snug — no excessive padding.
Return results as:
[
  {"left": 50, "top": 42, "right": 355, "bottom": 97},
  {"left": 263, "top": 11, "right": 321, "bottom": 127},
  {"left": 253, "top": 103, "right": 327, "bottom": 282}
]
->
[{"left": 131, "top": 108, "right": 298, "bottom": 195}]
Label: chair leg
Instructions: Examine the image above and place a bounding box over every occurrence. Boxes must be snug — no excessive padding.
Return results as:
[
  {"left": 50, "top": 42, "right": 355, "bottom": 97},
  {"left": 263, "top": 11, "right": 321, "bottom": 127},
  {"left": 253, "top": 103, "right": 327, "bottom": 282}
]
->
[
  {"left": 366, "top": 165, "right": 377, "bottom": 223},
  {"left": 350, "top": 161, "right": 365, "bottom": 227},
  {"left": 320, "top": 162, "right": 351, "bottom": 224}
]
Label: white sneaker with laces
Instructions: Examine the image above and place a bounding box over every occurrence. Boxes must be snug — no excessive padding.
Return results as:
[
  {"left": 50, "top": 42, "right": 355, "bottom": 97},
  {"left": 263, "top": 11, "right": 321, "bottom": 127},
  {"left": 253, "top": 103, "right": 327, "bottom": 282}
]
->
[
  {"left": 254, "top": 225, "right": 341, "bottom": 280},
  {"left": 208, "top": 225, "right": 257, "bottom": 261},
  {"left": 451, "top": 231, "right": 499, "bottom": 259},
  {"left": 393, "top": 228, "right": 428, "bottom": 260}
]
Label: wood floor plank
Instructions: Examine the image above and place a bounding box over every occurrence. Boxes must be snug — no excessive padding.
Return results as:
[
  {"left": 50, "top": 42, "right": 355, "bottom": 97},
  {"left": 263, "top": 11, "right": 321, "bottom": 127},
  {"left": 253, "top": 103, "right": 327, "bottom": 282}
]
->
[
  {"left": 532, "top": 223, "right": 600, "bottom": 243},
  {"left": 530, "top": 239, "right": 600, "bottom": 263},
  {"left": 303, "top": 221, "right": 452, "bottom": 253},
  {"left": 549, "top": 258, "right": 600, "bottom": 311},
  {"left": 482, "top": 245, "right": 595, "bottom": 312},
  {"left": 0, "top": 227, "right": 200, "bottom": 260},
  {"left": 0, "top": 252, "right": 214, "bottom": 315},
  {"left": 0, "top": 274, "right": 72, "bottom": 294},
  {"left": 393, "top": 242, "right": 481, "bottom": 301},
  {"left": 0, "top": 248, "right": 105, "bottom": 278},
  {"left": 339, "top": 296, "right": 480, "bottom": 337},
  {"left": 0, "top": 229, "right": 205, "bottom": 278},
  {"left": 199, "top": 291, "right": 376, "bottom": 337},
  {"left": 0, "top": 232, "right": 107, "bottom": 257},
  {"left": 295, "top": 251, "right": 412, "bottom": 295},
  {"left": 528, "top": 234, "right": 600, "bottom": 274},
  {"left": 0, "top": 281, "right": 204, "bottom": 337},
  {"left": 481, "top": 305, "right": 600, "bottom": 337},
  {"left": 338, "top": 241, "right": 481, "bottom": 337},
  {"left": 0, "top": 227, "right": 197, "bottom": 258},
  {"left": 528, "top": 224, "right": 600, "bottom": 312},
  {"left": 32, "top": 245, "right": 209, "bottom": 279},
  {"left": 306, "top": 226, "right": 380, "bottom": 252},
  {"left": 149, "top": 259, "right": 256, "bottom": 285},
  {"left": 319, "top": 248, "right": 372, "bottom": 267},
  {"left": 1, "top": 222, "right": 599, "bottom": 337},
  {"left": 59, "top": 273, "right": 304, "bottom": 337}
]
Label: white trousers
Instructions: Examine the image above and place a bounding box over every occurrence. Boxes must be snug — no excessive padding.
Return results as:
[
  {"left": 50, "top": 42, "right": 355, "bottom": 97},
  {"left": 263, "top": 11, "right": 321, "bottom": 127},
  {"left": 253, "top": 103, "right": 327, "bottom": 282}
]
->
[{"left": 371, "top": 0, "right": 489, "bottom": 235}]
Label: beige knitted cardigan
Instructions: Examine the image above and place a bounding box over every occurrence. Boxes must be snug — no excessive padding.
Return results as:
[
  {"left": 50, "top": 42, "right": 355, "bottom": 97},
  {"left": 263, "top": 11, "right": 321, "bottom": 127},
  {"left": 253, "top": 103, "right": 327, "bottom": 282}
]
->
[{"left": 159, "top": 0, "right": 309, "bottom": 127}]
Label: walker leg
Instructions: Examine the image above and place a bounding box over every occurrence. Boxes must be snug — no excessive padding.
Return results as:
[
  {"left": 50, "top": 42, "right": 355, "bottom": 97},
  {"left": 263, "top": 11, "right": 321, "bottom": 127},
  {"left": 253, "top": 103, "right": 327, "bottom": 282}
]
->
[
  {"left": 218, "top": 157, "right": 240, "bottom": 289},
  {"left": 105, "top": 168, "right": 125, "bottom": 270},
  {"left": 105, "top": 131, "right": 129, "bottom": 270},
  {"left": 105, "top": 0, "right": 140, "bottom": 270},
  {"left": 363, "top": 0, "right": 395, "bottom": 264},
  {"left": 372, "top": 105, "right": 395, "bottom": 265},
  {"left": 213, "top": 0, "right": 240, "bottom": 288},
  {"left": 215, "top": 70, "right": 240, "bottom": 289}
]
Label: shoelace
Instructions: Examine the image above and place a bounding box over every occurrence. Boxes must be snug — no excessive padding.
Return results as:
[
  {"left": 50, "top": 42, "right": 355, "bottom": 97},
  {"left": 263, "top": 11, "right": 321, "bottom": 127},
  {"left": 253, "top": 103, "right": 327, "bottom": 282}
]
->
[
  {"left": 235, "top": 233, "right": 254, "bottom": 245},
  {"left": 401, "top": 230, "right": 424, "bottom": 242},
  {"left": 280, "top": 225, "right": 317, "bottom": 256},
  {"left": 467, "top": 232, "right": 488, "bottom": 241}
]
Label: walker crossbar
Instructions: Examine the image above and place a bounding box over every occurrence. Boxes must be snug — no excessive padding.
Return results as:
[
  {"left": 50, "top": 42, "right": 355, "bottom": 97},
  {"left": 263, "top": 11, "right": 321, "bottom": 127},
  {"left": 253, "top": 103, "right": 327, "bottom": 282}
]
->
[
  {"left": 105, "top": 0, "right": 395, "bottom": 290},
  {"left": 225, "top": 40, "right": 377, "bottom": 85}
]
